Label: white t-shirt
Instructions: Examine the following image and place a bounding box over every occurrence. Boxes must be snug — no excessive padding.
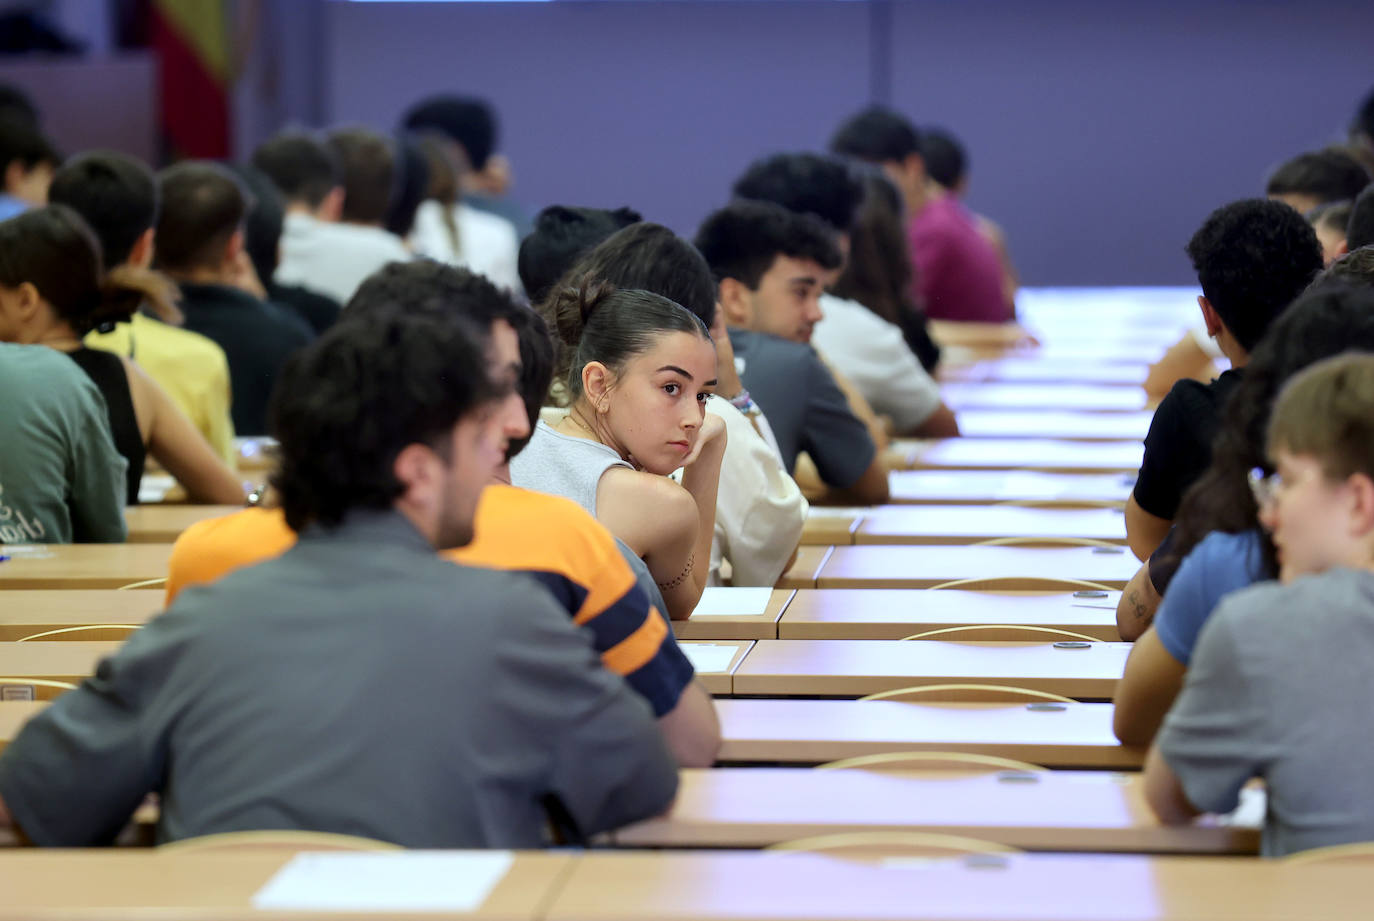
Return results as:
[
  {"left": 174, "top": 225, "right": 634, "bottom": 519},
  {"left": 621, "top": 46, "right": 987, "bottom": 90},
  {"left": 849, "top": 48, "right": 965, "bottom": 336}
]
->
[
  {"left": 274, "top": 213, "right": 412, "bottom": 306},
  {"left": 409, "top": 201, "right": 523, "bottom": 296},
  {"left": 812, "top": 293, "right": 942, "bottom": 433}
]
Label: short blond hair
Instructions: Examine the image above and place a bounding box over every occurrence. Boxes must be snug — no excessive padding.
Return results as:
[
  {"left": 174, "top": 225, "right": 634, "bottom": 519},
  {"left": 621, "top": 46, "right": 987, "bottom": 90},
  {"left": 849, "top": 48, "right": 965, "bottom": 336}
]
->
[{"left": 1267, "top": 352, "right": 1374, "bottom": 480}]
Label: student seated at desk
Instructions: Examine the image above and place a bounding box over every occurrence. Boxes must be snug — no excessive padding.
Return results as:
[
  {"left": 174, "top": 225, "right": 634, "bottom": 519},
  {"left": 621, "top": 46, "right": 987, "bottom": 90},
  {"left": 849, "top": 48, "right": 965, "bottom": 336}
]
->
[
  {"left": 0, "top": 309, "right": 679, "bottom": 848},
  {"left": 0, "top": 206, "right": 245, "bottom": 507},
  {"left": 695, "top": 201, "right": 889, "bottom": 505},
  {"left": 165, "top": 262, "right": 719, "bottom": 767},
  {"left": 1115, "top": 284, "right": 1374, "bottom": 745},
  {"left": 512, "top": 283, "right": 725, "bottom": 620},
  {"left": 554, "top": 222, "right": 806, "bottom": 588},
  {"left": 1126, "top": 199, "right": 1323, "bottom": 560},
  {"left": 1145, "top": 353, "right": 1374, "bottom": 857}
]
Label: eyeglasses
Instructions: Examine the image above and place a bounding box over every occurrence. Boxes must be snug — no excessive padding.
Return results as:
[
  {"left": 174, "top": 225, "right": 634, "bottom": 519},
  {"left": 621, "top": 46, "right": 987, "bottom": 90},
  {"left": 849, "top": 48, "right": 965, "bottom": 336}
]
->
[{"left": 1247, "top": 467, "right": 1282, "bottom": 510}]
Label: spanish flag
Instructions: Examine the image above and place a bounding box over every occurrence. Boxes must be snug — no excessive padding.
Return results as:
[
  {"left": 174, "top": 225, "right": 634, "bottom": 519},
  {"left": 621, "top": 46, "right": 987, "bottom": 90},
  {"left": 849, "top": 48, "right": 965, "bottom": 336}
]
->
[{"left": 151, "top": 0, "right": 231, "bottom": 159}]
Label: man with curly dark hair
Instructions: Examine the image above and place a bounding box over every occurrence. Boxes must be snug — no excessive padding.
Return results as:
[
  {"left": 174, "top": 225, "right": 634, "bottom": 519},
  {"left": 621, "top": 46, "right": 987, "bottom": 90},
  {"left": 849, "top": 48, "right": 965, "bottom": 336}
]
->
[{"left": 1125, "top": 199, "right": 1324, "bottom": 560}]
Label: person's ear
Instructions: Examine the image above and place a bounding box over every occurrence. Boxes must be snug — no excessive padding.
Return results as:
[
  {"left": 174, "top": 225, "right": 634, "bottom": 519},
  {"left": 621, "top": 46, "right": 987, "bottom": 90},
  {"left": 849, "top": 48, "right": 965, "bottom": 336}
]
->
[
  {"left": 1198, "top": 295, "right": 1225, "bottom": 338},
  {"left": 903, "top": 151, "right": 927, "bottom": 184},
  {"left": 127, "top": 228, "right": 156, "bottom": 269},
  {"left": 1347, "top": 472, "right": 1374, "bottom": 540},
  {"left": 0, "top": 280, "right": 42, "bottom": 329},
  {"left": 317, "top": 187, "right": 344, "bottom": 223},
  {"left": 1336, "top": 239, "right": 1350, "bottom": 258},
  {"left": 718, "top": 278, "right": 753, "bottom": 328},
  {"left": 581, "top": 361, "right": 614, "bottom": 413},
  {"left": 224, "top": 228, "right": 245, "bottom": 269},
  {"left": 2, "top": 160, "right": 23, "bottom": 196},
  {"left": 392, "top": 441, "right": 442, "bottom": 507}
]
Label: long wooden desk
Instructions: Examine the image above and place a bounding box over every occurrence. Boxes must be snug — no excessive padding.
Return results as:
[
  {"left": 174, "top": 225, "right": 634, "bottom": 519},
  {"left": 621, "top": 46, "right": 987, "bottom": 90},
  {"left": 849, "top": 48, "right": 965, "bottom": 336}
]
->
[
  {"left": 941, "top": 357, "right": 1149, "bottom": 386},
  {"left": 815, "top": 545, "right": 1139, "bottom": 590},
  {"left": 673, "top": 590, "right": 794, "bottom": 640},
  {"left": 730, "top": 639, "right": 1131, "bottom": 700},
  {"left": 853, "top": 505, "right": 1126, "bottom": 546},
  {"left": 0, "top": 641, "right": 121, "bottom": 698},
  {"left": 888, "top": 469, "right": 1132, "bottom": 506},
  {"left": 0, "top": 544, "right": 173, "bottom": 590},
  {"left": 956, "top": 410, "right": 1153, "bottom": 441},
  {"left": 941, "top": 383, "right": 1150, "bottom": 413},
  {"left": 678, "top": 640, "right": 753, "bottom": 694},
  {"left": 775, "top": 546, "right": 833, "bottom": 589},
  {"left": 778, "top": 589, "right": 1120, "bottom": 641},
  {"left": 609, "top": 768, "right": 1259, "bottom": 854},
  {"left": 0, "top": 590, "right": 163, "bottom": 640},
  {"left": 0, "top": 850, "right": 571, "bottom": 919},
  {"left": 895, "top": 438, "right": 1143, "bottom": 473},
  {"left": 798, "top": 509, "right": 862, "bottom": 546},
  {"left": 124, "top": 505, "right": 238, "bottom": 543},
  {"left": 546, "top": 852, "right": 1374, "bottom": 921}
]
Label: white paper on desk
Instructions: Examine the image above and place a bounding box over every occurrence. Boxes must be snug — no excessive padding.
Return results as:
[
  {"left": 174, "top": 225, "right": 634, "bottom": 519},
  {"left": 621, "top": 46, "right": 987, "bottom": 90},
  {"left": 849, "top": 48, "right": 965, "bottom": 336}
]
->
[
  {"left": 252, "top": 851, "right": 514, "bottom": 912},
  {"left": 681, "top": 643, "right": 740, "bottom": 673},
  {"left": 806, "top": 506, "right": 864, "bottom": 519},
  {"left": 0, "top": 544, "right": 53, "bottom": 558},
  {"left": 692, "top": 587, "right": 773, "bottom": 617}
]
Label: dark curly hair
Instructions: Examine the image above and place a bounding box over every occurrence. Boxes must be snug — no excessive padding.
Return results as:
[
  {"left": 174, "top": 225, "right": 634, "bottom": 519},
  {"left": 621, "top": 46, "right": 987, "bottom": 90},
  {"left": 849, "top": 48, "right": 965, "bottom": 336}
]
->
[
  {"left": 1348, "top": 185, "right": 1374, "bottom": 251},
  {"left": 1265, "top": 147, "right": 1371, "bottom": 207},
  {"left": 829, "top": 106, "right": 922, "bottom": 164},
  {"left": 1313, "top": 245, "right": 1374, "bottom": 290},
  {"left": 694, "top": 199, "right": 842, "bottom": 291},
  {"left": 517, "top": 204, "right": 642, "bottom": 306},
  {"left": 920, "top": 128, "right": 968, "bottom": 190},
  {"left": 1163, "top": 283, "right": 1374, "bottom": 580},
  {"left": 563, "top": 222, "right": 716, "bottom": 326},
  {"left": 1185, "top": 199, "right": 1323, "bottom": 352},
  {"left": 269, "top": 310, "right": 497, "bottom": 532},
  {"left": 732, "top": 152, "right": 863, "bottom": 233}
]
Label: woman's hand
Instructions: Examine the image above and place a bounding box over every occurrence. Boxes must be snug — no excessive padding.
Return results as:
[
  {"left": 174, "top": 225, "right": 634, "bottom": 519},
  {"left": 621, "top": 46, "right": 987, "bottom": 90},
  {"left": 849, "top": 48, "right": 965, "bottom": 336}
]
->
[{"left": 681, "top": 411, "right": 727, "bottom": 469}]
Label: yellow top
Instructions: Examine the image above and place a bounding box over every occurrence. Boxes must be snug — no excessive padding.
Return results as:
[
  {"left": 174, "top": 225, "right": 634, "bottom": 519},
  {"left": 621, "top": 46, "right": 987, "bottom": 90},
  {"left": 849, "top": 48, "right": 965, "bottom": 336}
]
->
[{"left": 85, "top": 314, "right": 235, "bottom": 463}]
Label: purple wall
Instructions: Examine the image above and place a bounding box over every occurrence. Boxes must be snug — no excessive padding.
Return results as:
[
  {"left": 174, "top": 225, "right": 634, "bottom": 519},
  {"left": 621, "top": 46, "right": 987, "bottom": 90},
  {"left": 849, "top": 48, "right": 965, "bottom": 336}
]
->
[{"left": 321, "top": 0, "right": 1374, "bottom": 285}]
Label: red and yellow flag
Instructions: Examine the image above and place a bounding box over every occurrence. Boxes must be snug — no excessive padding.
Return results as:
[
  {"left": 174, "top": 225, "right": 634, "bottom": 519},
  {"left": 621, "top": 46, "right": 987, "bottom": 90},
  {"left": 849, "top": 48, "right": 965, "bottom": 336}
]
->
[{"left": 151, "top": 0, "right": 232, "bottom": 159}]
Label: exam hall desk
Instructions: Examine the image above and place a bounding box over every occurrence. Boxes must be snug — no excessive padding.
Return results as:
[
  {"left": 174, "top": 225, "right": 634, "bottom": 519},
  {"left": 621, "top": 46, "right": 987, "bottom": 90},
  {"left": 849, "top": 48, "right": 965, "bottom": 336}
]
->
[
  {"left": 892, "top": 437, "right": 1143, "bottom": 474},
  {"left": 0, "top": 543, "right": 173, "bottom": 590},
  {"left": 124, "top": 504, "right": 241, "bottom": 543},
  {"left": 887, "top": 468, "right": 1133, "bottom": 507},
  {"left": 852, "top": 505, "right": 1125, "bottom": 546},
  {"left": 814, "top": 544, "right": 1139, "bottom": 590},
  {"left": 0, "top": 590, "right": 162, "bottom": 641}
]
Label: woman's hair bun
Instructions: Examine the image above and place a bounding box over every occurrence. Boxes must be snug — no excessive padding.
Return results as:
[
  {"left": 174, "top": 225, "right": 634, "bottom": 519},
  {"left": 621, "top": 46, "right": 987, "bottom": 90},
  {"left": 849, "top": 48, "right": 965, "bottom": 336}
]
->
[{"left": 549, "top": 275, "right": 617, "bottom": 347}]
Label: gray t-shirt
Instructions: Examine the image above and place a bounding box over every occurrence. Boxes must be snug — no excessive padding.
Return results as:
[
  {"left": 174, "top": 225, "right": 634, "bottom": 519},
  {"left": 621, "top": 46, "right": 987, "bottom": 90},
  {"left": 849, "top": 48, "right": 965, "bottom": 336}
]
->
[
  {"left": 0, "top": 342, "right": 127, "bottom": 543},
  {"left": 0, "top": 509, "right": 678, "bottom": 847},
  {"left": 1157, "top": 568, "right": 1374, "bottom": 857},
  {"left": 511, "top": 420, "right": 669, "bottom": 615},
  {"left": 729, "top": 328, "right": 876, "bottom": 487}
]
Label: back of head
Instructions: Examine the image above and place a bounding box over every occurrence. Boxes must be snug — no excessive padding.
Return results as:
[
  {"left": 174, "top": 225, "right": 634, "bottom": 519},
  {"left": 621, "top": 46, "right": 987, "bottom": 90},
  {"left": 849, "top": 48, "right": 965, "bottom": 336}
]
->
[
  {"left": 349, "top": 259, "right": 525, "bottom": 331},
  {"left": 251, "top": 132, "right": 340, "bottom": 209},
  {"left": 694, "top": 199, "right": 842, "bottom": 290},
  {"left": 548, "top": 280, "right": 709, "bottom": 402},
  {"left": 0, "top": 204, "right": 173, "bottom": 333},
  {"left": 1314, "top": 245, "right": 1374, "bottom": 290},
  {"left": 920, "top": 128, "right": 968, "bottom": 191},
  {"left": 325, "top": 128, "right": 395, "bottom": 225},
  {"left": 385, "top": 133, "right": 431, "bottom": 239},
  {"left": 1168, "top": 283, "right": 1374, "bottom": 570},
  {"left": 1268, "top": 351, "right": 1374, "bottom": 483},
  {"left": 0, "top": 83, "right": 38, "bottom": 125},
  {"left": 1353, "top": 86, "right": 1374, "bottom": 145},
  {"left": 47, "top": 150, "right": 156, "bottom": 266},
  {"left": 517, "top": 204, "right": 642, "bottom": 305},
  {"left": 830, "top": 106, "right": 922, "bottom": 165},
  {"left": 1348, "top": 184, "right": 1374, "bottom": 251},
  {"left": 1310, "top": 200, "right": 1353, "bottom": 235},
  {"left": 401, "top": 95, "right": 497, "bottom": 170},
  {"left": 228, "top": 163, "right": 285, "bottom": 284},
  {"left": 565, "top": 222, "right": 716, "bottom": 327},
  {"left": 1185, "top": 198, "right": 1323, "bottom": 351},
  {"left": 831, "top": 171, "right": 916, "bottom": 325},
  {"left": 0, "top": 113, "right": 59, "bottom": 174},
  {"left": 270, "top": 309, "right": 495, "bottom": 532},
  {"left": 1265, "top": 147, "right": 1371, "bottom": 209},
  {"left": 155, "top": 161, "right": 250, "bottom": 274},
  {"left": 731, "top": 152, "right": 863, "bottom": 233}
]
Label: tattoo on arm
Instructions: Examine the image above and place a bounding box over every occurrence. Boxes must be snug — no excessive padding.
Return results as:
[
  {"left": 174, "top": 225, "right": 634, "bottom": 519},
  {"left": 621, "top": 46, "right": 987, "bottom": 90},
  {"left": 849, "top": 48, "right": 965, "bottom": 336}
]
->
[{"left": 1128, "top": 589, "right": 1152, "bottom": 628}]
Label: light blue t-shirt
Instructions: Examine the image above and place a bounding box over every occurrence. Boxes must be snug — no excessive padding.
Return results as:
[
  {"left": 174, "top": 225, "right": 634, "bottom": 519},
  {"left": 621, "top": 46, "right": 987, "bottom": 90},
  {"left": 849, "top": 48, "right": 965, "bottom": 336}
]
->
[{"left": 1154, "top": 529, "right": 1266, "bottom": 665}]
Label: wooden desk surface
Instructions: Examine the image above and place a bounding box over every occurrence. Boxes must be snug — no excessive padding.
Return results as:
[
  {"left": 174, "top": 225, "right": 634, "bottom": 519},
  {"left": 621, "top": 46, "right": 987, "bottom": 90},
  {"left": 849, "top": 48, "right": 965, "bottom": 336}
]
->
[
  {"left": 888, "top": 469, "right": 1132, "bottom": 506},
  {"left": 816, "top": 545, "right": 1139, "bottom": 590},
  {"left": 775, "top": 546, "right": 833, "bottom": 589},
  {"left": 730, "top": 639, "right": 1131, "bottom": 700},
  {"left": 956, "top": 410, "right": 1153, "bottom": 442},
  {"left": 548, "top": 852, "right": 1374, "bottom": 921},
  {"left": 677, "top": 640, "right": 753, "bottom": 695},
  {"left": 124, "top": 504, "right": 239, "bottom": 543},
  {"left": 610, "top": 768, "right": 1259, "bottom": 855},
  {"left": 673, "top": 590, "right": 794, "bottom": 641},
  {"left": 778, "top": 589, "right": 1120, "bottom": 641},
  {"left": 0, "top": 590, "right": 163, "bottom": 640},
  {"left": 0, "top": 544, "right": 173, "bottom": 590},
  {"left": 715, "top": 698, "right": 1138, "bottom": 768},
  {"left": 853, "top": 505, "right": 1126, "bottom": 546},
  {"left": 799, "top": 509, "right": 862, "bottom": 546},
  {"left": 0, "top": 850, "right": 571, "bottom": 919},
  {"left": 898, "top": 438, "right": 1143, "bottom": 473},
  {"left": 941, "top": 357, "right": 1148, "bottom": 386},
  {"left": 941, "top": 383, "right": 1149, "bottom": 413},
  {"left": 0, "top": 641, "right": 120, "bottom": 693}
]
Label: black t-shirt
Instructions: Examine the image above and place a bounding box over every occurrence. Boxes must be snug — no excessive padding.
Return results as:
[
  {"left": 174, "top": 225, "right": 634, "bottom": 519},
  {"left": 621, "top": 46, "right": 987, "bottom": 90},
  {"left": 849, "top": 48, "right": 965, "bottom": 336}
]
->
[
  {"left": 1132, "top": 368, "right": 1244, "bottom": 521},
  {"left": 271, "top": 282, "right": 342, "bottom": 336}
]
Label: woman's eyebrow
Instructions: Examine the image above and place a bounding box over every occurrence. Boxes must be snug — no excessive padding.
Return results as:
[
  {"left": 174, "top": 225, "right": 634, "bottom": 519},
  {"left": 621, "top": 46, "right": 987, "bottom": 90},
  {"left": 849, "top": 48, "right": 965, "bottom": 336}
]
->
[{"left": 656, "top": 365, "right": 693, "bottom": 380}]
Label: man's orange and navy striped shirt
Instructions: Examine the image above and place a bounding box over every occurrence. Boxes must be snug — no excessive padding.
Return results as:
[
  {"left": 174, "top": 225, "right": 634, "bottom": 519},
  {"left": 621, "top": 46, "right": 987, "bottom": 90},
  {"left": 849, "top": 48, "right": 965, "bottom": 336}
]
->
[{"left": 164, "top": 486, "right": 694, "bottom": 715}]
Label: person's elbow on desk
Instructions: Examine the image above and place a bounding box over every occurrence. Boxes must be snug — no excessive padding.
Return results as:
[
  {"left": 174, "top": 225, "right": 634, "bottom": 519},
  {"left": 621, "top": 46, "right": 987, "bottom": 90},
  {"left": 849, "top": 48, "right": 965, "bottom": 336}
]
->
[{"left": 1142, "top": 744, "right": 1203, "bottom": 826}]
